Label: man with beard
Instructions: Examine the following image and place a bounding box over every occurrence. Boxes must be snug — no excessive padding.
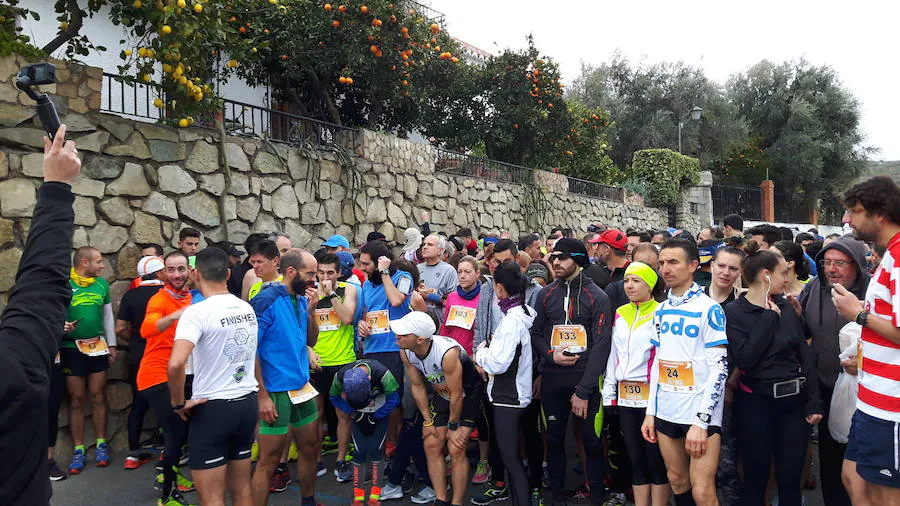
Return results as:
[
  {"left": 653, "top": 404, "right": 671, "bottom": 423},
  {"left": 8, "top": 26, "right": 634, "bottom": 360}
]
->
[
  {"left": 832, "top": 176, "right": 900, "bottom": 505},
  {"left": 139, "top": 251, "right": 194, "bottom": 506},
  {"left": 531, "top": 238, "right": 614, "bottom": 506},
  {"left": 798, "top": 234, "right": 870, "bottom": 506},
  {"left": 250, "top": 249, "right": 322, "bottom": 506}
]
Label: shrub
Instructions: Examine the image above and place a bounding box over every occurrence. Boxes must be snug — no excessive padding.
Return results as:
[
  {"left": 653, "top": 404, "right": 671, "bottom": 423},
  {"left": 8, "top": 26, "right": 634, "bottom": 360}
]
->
[{"left": 631, "top": 148, "right": 700, "bottom": 206}]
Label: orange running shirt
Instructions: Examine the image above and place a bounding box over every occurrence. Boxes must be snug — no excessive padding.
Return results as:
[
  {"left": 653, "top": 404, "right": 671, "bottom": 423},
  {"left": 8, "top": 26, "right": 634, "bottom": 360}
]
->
[{"left": 138, "top": 287, "right": 191, "bottom": 391}]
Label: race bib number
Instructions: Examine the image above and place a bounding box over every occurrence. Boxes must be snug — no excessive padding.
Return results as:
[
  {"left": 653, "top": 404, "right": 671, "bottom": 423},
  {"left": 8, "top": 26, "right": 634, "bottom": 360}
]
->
[
  {"left": 75, "top": 337, "right": 109, "bottom": 357},
  {"left": 658, "top": 360, "right": 696, "bottom": 392},
  {"left": 359, "top": 393, "right": 386, "bottom": 413},
  {"left": 366, "top": 310, "right": 390, "bottom": 335},
  {"left": 550, "top": 325, "right": 587, "bottom": 353},
  {"left": 618, "top": 381, "right": 649, "bottom": 407},
  {"left": 316, "top": 308, "right": 341, "bottom": 332},
  {"left": 288, "top": 382, "right": 319, "bottom": 405},
  {"left": 446, "top": 305, "right": 476, "bottom": 330}
]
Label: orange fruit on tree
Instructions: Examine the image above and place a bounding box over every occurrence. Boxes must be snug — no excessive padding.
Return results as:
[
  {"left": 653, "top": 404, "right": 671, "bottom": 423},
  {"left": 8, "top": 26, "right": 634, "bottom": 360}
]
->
[
  {"left": 280, "top": 54, "right": 289, "bottom": 60},
  {"left": 390, "top": 15, "right": 397, "bottom": 22},
  {"left": 547, "top": 103, "right": 553, "bottom": 108},
  {"left": 324, "top": 3, "right": 332, "bottom": 10},
  {"left": 450, "top": 57, "right": 459, "bottom": 63},
  {"left": 239, "top": 26, "right": 246, "bottom": 33},
  {"left": 360, "top": 5, "right": 368, "bottom": 13},
  {"left": 332, "top": 20, "right": 340, "bottom": 27},
  {"left": 400, "top": 26, "right": 408, "bottom": 33},
  {"left": 401, "top": 79, "right": 408, "bottom": 86},
  {"left": 346, "top": 77, "right": 353, "bottom": 84},
  {"left": 338, "top": 4, "right": 346, "bottom": 11},
  {"left": 373, "top": 18, "right": 382, "bottom": 26},
  {"left": 430, "top": 23, "right": 440, "bottom": 34},
  {"left": 370, "top": 45, "right": 378, "bottom": 53},
  {"left": 375, "top": 50, "right": 382, "bottom": 57}
]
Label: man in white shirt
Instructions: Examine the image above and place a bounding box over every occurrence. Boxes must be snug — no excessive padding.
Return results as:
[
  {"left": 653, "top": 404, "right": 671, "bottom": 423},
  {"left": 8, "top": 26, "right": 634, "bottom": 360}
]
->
[{"left": 168, "top": 247, "right": 259, "bottom": 506}]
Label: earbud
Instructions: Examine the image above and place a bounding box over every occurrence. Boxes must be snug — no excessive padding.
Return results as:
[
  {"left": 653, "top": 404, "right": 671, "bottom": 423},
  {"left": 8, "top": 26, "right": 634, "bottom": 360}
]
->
[{"left": 765, "top": 275, "right": 771, "bottom": 283}]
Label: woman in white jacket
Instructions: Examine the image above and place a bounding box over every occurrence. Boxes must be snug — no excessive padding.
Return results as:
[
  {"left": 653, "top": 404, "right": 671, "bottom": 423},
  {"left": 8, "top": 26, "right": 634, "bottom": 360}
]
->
[
  {"left": 601, "top": 262, "right": 670, "bottom": 506},
  {"left": 474, "top": 262, "right": 535, "bottom": 506}
]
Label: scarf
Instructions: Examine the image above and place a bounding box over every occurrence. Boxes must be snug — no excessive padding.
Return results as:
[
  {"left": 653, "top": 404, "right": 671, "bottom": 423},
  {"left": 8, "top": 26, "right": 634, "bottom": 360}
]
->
[
  {"left": 667, "top": 282, "right": 704, "bottom": 307},
  {"left": 70, "top": 268, "right": 96, "bottom": 287},
  {"left": 164, "top": 282, "right": 190, "bottom": 300},
  {"left": 456, "top": 281, "right": 481, "bottom": 301},
  {"left": 498, "top": 294, "right": 521, "bottom": 314}
]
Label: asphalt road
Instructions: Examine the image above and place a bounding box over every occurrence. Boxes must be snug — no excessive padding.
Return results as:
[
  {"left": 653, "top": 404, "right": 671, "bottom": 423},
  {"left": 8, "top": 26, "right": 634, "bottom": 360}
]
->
[{"left": 49, "top": 447, "right": 827, "bottom": 506}]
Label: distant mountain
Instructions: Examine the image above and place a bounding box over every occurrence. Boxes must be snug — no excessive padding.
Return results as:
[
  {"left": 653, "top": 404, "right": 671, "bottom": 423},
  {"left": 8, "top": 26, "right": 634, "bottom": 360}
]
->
[{"left": 865, "top": 160, "right": 900, "bottom": 182}]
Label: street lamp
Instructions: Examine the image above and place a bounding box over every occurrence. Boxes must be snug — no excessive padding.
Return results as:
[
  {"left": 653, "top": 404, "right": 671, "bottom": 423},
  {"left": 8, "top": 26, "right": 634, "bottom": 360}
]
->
[{"left": 678, "top": 106, "right": 703, "bottom": 154}]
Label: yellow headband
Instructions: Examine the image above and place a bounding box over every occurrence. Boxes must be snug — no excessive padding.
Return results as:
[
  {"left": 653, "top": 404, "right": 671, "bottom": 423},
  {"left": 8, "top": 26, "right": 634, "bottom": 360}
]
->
[{"left": 624, "top": 261, "right": 658, "bottom": 290}]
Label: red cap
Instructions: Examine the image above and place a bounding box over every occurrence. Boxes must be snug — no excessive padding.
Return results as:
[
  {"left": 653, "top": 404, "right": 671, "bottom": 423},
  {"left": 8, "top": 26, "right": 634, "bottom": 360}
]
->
[{"left": 589, "top": 229, "right": 628, "bottom": 251}]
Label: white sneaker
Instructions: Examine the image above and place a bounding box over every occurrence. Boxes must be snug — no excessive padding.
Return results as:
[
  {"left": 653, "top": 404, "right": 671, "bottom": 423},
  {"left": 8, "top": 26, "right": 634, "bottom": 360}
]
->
[
  {"left": 411, "top": 486, "right": 436, "bottom": 504},
  {"left": 381, "top": 483, "right": 403, "bottom": 501}
]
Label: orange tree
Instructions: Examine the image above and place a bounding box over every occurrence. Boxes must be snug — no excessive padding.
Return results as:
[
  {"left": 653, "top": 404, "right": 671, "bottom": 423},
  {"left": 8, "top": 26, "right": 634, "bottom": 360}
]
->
[
  {"left": 420, "top": 36, "right": 617, "bottom": 182},
  {"left": 228, "top": 0, "right": 465, "bottom": 132}
]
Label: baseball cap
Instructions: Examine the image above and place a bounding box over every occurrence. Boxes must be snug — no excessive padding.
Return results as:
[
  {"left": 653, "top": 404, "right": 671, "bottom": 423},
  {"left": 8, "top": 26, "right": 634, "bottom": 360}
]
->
[
  {"left": 389, "top": 311, "right": 436, "bottom": 339},
  {"left": 589, "top": 229, "right": 628, "bottom": 251},
  {"left": 366, "top": 231, "right": 387, "bottom": 242},
  {"left": 136, "top": 256, "right": 164, "bottom": 276},
  {"left": 335, "top": 251, "right": 355, "bottom": 279},
  {"left": 550, "top": 238, "right": 589, "bottom": 267},
  {"left": 343, "top": 367, "right": 372, "bottom": 410},
  {"left": 323, "top": 234, "right": 351, "bottom": 249},
  {"left": 698, "top": 240, "right": 724, "bottom": 265},
  {"left": 403, "top": 227, "right": 423, "bottom": 252}
]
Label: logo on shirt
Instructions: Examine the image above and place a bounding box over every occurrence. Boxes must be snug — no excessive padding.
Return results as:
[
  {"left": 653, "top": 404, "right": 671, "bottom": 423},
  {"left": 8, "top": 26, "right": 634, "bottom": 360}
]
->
[
  {"left": 707, "top": 305, "right": 726, "bottom": 332},
  {"left": 223, "top": 328, "right": 255, "bottom": 364},
  {"left": 233, "top": 365, "right": 247, "bottom": 383},
  {"left": 658, "top": 318, "right": 700, "bottom": 338}
]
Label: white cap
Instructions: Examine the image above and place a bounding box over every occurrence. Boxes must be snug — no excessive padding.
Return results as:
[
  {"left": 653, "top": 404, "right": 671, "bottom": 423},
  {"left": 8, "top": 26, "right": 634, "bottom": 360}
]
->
[
  {"left": 402, "top": 227, "right": 423, "bottom": 252},
  {"left": 389, "top": 311, "right": 436, "bottom": 339},
  {"left": 136, "top": 256, "right": 165, "bottom": 276}
]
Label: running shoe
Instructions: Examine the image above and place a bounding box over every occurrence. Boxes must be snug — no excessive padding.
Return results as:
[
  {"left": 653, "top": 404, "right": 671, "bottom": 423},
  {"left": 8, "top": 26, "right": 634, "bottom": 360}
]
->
[
  {"left": 530, "top": 489, "right": 544, "bottom": 506},
  {"left": 321, "top": 437, "right": 339, "bottom": 455},
  {"left": 157, "top": 490, "right": 196, "bottom": 506},
  {"left": 124, "top": 451, "right": 152, "bottom": 470},
  {"left": 270, "top": 464, "right": 292, "bottom": 493},
  {"left": 49, "top": 459, "right": 67, "bottom": 481},
  {"left": 334, "top": 460, "right": 353, "bottom": 483},
  {"left": 156, "top": 467, "right": 196, "bottom": 492},
  {"left": 599, "top": 492, "right": 625, "bottom": 506},
  {"left": 472, "top": 460, "right": 491, "bottom": 484},
  {"left": 410, "top": 486, "right": 436, "bottom": 504},
  {"left": 380, "top": 483, "right": 403, "bottom": 501},
  {"left": 471, "top": 483, "right": 509, "bottom": 505},
  {"left": 68, "top": 449, "right": 86, "bottom": 475},
  {"left": 95, "top": 443, "right": 111, "bottom": 467},
  {"left": 567, "top": 484, "right": 590, "bottom": 504},
  {"left": 317, "top": 460, "right": 328, "bottom": 477}
]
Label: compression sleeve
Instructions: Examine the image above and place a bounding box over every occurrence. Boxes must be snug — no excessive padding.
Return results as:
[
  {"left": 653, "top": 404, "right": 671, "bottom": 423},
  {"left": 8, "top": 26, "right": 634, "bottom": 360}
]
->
[
  {"left": 103, "top": 303, "right": 116, "bottom": 347},
  {"left": 696, "top": 346, "right": 728, "bottom": 429}
]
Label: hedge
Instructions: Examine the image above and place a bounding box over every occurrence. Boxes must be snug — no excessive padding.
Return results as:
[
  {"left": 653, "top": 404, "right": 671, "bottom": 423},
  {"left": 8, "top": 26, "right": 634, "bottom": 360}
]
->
[{"left": 631, "top": 149, "right": 701, "bottom": 206}]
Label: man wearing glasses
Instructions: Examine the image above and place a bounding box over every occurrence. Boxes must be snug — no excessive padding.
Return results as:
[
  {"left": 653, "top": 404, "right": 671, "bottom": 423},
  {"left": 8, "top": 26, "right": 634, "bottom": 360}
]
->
[
  {"left": 798, "top": 235, "right": 872, "bottom": 506},
  {"left": 530, "top": 238, "right": 614, "bottom": 506}
]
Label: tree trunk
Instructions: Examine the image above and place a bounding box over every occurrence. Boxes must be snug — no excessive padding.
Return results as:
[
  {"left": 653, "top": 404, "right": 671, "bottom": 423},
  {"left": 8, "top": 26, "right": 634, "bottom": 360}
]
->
[{"left": 41, "top": 0, "right": 82, "bottom": 55}]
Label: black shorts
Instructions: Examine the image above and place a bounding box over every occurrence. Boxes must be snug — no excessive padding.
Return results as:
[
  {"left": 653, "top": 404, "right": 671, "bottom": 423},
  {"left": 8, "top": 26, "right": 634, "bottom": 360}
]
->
[
  {"left": 311, "top": 364, "right": 347, "bottom": 395},
  {"left": 429, "top": 387, "right": 483, "bottom": 427},
  {"left": 188, "top": 393, "right": 258, "bottom": 470},
  {"left": 845, "top": 410, "right": 900, "bottom": 489},
  {"left": 654, "top": 417, "right": 721, "bottom": 440},
  {"left": 364, "top": 351, "right": 405, "bottom": 393},
  {"left": 59, "top": 347, "right": 109, "bottom": 377}
]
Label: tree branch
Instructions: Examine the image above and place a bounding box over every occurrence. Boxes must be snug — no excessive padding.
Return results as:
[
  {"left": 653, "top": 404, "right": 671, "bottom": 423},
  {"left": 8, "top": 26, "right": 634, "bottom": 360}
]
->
[{"left": 41, "top": 0, "right": 82, "bottom": 55}]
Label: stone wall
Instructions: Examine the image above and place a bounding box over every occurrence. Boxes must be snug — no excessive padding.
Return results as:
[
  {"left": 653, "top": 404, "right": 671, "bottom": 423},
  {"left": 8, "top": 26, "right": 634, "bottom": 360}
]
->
[{"left": 0, "top": 56, "right": 693, "bottom": 459}]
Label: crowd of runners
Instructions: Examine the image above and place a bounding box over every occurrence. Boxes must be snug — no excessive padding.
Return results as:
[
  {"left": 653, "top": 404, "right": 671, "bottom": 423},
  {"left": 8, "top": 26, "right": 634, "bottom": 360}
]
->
[{"left": 2, "top": 126, "right": 900, "bottom": 506}]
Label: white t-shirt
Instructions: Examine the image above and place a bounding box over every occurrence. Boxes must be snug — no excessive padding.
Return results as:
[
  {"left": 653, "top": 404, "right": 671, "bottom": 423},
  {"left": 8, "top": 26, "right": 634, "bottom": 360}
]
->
[
  {"left": 175, "top": 293, "right": 259, "bottom": 401},
  {"left": 648, "top": 287, "right": 728, "bottom": 426}
]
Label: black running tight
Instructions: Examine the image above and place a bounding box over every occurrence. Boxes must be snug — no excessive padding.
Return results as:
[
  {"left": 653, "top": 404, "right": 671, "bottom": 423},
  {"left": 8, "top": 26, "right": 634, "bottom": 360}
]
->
[{"left": 143, "top": 384, "right": 188, "bottom": 499}]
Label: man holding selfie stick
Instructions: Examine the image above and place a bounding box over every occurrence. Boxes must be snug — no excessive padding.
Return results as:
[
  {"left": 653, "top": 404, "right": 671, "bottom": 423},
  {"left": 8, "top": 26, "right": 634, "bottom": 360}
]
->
[{"left": 0, "top": 124, "right": 81, "bottom": 505}]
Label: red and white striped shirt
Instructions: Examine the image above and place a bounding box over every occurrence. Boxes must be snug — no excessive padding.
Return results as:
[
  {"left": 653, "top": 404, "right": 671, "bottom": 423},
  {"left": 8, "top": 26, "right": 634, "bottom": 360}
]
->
[{"left": 860, "top": 232, "right": 900, "bottom": 422}]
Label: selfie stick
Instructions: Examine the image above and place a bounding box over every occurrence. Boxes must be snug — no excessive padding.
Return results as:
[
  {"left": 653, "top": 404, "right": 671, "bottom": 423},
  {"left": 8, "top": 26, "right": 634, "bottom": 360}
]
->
[{"left": 15, "top": 76, "right": 61, "bottom": 140}]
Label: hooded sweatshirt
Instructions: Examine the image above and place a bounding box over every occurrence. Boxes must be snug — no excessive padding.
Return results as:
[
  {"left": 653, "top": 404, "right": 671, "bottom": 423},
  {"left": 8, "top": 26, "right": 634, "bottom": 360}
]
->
[{"left": 798, "top": 236, "right": 871, "bottom": 391}]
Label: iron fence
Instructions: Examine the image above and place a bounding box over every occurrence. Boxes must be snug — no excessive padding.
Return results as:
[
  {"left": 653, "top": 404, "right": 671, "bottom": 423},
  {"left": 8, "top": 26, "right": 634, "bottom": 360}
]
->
[
  {"left": 402, "top": 0, "right": 445, "bottom": 24},
  {"left": 101, "top": 73, "right": 357, "bottom": 148},
  {"left": 711, "top": 184, "right": 762, "bottom": 222},
  {"left": 774, "top": 192, "right": 809, "bottom": 224},
  {"left": 568, "top": 177, "right": 626, "bottom": 201}
]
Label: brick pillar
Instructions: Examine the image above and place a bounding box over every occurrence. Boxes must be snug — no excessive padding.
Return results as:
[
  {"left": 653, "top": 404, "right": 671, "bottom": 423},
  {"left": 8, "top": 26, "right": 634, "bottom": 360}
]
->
[{"left": 760, "top": 180, "right": 775, "bottom": 223}]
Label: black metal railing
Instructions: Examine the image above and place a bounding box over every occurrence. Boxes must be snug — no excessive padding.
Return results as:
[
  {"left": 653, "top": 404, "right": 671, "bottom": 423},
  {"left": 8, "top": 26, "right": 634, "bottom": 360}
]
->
[
  {"left": 711, "top": 184, "right": 762, "bottom": 221},
  {"left": 774, "top": 192, "right": 808, "bottom": 224},
  {"left": 402, "top": 0, "right": 445, "bottom": 24},
  {"left": 101, "top": 73, "right": 165, "bottom": 121},
  {"left": 568, "top": 177, "right": 625, "bottom": 201},
  {"left": 101, "top": 73, "right": 357, "bottom": 148}
]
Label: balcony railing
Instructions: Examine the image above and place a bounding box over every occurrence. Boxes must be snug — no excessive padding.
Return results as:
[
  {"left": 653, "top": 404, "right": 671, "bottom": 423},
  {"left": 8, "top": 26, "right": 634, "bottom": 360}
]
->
[{"left": 712, "top": 184, "right": 762, "bottom": 221}]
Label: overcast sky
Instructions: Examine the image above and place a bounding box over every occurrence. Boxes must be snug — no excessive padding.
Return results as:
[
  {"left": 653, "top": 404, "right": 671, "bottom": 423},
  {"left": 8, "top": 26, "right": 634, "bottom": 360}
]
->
[{"left": 431, "top": 0, "right": 899, "bottom": 161}]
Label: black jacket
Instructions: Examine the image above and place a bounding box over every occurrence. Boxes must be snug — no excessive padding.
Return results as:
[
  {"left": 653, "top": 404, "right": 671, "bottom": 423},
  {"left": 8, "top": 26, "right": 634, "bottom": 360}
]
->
[
  {"left": 0, "top": 183, "right": 74, "bottom": 505},
  {"left": 726, "top": 294, "right": 823, "bottom": 416},
  {"left": 530, "top": 270, "right": 612, "bottom": 400},
  {"left": 583, "top": 262, "right": 628, "bottom": 290},
  {"left": 798, "top": 236, "right": 871, "bottom": 391}
]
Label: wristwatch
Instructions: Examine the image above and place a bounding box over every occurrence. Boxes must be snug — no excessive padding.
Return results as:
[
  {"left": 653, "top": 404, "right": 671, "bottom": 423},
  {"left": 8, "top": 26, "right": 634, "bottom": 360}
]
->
[
  {"left": 856, "top": 310, "right": 870, "bottom": 327},
  {"left": 447, "top": 421, "right": 460, "bottom": 431},
  {"left": 172, "top": 403, "right": 185, "bottom": 411},
  {"left": 380, "top": 268, "right": 391, "bottom": 276}
]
